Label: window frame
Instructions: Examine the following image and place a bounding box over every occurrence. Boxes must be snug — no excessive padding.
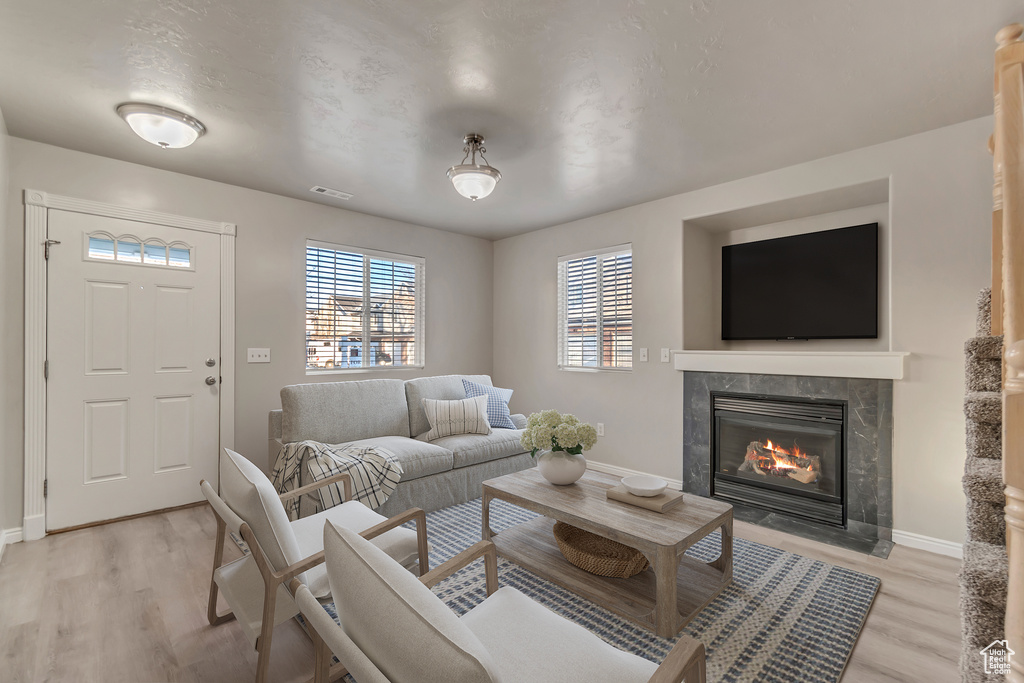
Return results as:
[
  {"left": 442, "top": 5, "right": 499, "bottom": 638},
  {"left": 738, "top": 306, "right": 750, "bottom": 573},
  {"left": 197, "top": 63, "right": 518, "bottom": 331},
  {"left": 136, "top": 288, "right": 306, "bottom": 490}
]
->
[
  {"left": 557, "top": 243, "right": 633, "bottom": 372},
  {"left": 305, "top": 239, "right": 425, "bottom": 374}
]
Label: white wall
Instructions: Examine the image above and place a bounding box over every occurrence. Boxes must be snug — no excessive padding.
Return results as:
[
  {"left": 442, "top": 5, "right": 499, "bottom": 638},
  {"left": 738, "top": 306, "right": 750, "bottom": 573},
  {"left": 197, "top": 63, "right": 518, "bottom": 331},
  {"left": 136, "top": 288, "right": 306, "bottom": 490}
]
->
[
  {"left": 494, "top": 116, "right": 993, "bottom": 544},
  {"left": 2, "top": 138, "right": 494, "bottom": 532}
]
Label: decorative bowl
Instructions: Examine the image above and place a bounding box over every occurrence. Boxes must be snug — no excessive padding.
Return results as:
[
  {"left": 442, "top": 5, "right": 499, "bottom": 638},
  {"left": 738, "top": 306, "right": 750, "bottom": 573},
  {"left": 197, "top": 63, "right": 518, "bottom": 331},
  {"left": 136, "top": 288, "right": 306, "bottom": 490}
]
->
[{"left": 620, "top": 475, "right": 668, "bottom": 497}]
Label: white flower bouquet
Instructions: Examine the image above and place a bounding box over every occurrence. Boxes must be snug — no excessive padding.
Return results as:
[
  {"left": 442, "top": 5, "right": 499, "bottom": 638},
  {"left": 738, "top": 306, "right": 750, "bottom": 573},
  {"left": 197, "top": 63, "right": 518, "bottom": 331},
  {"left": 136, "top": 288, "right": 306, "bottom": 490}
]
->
[{"left": 520, "top": 409, "right": 598, "bottom": 458}]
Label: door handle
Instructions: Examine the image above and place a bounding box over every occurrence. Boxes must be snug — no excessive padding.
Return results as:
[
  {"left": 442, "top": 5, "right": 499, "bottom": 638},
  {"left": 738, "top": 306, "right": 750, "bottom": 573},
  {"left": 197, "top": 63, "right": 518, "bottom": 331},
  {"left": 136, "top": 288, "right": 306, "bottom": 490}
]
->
[{"left": 205, "top": 376, "right": 217, "bottom": 386}]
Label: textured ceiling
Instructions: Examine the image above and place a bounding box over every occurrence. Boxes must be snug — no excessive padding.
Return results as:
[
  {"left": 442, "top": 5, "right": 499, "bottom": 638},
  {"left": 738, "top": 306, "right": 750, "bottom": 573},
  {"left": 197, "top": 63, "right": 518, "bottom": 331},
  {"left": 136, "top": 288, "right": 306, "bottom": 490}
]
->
[{"left": 0, "top": 1, "right": 1019, "bottom": 239}]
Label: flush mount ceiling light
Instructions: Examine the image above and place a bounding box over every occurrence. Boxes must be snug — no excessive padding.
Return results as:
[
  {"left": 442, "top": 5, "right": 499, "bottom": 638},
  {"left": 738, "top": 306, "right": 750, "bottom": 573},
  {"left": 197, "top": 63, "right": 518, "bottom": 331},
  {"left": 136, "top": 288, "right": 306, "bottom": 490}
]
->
[
  {"left": 116, "top": 103, "right": 206, "bottom": 149},
  {"left": 447, "top": 133, "right": 501, "bottom": 201}
]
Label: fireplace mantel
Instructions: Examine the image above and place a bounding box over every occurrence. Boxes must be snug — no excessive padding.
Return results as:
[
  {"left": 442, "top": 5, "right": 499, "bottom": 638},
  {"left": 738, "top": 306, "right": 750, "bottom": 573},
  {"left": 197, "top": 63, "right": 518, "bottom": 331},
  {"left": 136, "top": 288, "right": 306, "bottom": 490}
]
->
[{"left": 673, "top": 350, "right": 908, "bottom": 380}]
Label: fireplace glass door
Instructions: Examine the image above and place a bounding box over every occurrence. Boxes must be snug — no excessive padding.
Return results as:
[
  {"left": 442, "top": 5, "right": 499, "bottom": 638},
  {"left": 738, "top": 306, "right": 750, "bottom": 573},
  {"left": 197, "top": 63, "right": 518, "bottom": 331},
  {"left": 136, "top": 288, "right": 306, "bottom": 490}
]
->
[{"left": 712, "top": 393, "right": 845, "bottom": 526}]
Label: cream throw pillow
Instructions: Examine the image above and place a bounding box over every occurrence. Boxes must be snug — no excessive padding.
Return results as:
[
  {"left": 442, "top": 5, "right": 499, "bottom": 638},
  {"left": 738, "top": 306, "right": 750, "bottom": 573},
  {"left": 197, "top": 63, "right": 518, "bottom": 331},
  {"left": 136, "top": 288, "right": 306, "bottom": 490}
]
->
[{"left": 421, "top": 395, "right": 491, "bottom": 440}]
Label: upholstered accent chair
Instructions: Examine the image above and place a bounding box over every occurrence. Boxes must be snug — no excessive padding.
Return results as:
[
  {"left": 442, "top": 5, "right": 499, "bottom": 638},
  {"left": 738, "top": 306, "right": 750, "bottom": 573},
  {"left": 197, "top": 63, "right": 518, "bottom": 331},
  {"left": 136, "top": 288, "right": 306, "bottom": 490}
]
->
[
  {"left": 292, "top": 520, "right": 707, "bottom": 683},
  {"left": 201, "top": 448, "right": 430, "bottom": 683}
]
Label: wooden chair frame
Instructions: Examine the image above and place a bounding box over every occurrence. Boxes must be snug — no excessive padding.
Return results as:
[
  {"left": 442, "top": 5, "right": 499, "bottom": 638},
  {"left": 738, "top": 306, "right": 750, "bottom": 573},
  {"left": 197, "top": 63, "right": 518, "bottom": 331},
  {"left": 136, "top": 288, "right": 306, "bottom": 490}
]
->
[
  {"left": 202, "top": 470, "right": 430, "bottom": 683},
  {"left": 296, "top": 538, "right": 705, "bottom": 683}
]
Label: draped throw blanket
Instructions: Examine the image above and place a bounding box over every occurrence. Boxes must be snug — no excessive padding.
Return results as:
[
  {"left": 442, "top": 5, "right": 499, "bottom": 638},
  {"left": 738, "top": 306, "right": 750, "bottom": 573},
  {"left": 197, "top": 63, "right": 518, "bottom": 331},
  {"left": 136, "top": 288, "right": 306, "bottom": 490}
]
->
[{"left": 272, "top": 441, "right": 403, "bottom": 519}]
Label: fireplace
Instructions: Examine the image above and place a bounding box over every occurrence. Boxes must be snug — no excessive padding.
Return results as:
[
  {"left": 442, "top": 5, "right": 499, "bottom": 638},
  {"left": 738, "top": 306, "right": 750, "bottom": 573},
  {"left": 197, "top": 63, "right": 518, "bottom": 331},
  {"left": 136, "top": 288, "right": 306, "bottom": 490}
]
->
[{"left": 711, "top": 392, "right": 845, "bottom": 527}]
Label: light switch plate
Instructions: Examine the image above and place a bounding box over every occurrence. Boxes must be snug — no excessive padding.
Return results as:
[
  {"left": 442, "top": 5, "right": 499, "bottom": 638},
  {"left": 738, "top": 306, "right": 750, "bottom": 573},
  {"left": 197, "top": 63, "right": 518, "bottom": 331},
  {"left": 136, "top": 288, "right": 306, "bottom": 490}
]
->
[
  {"left": 247, "top": 348, "right": 271, "bottom": 363},
  {"left": 638, "top": 348, "right": 648, "bottom": 362},
  {"left": 660, "top": 348, "right": 670, "bottom": 363}
]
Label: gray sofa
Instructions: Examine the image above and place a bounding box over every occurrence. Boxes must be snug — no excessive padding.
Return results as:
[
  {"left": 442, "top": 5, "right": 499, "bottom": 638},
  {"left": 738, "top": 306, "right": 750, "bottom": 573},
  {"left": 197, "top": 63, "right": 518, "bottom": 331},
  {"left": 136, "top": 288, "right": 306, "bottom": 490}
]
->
[{"left": 268, "top": 374, "right": 534, "bottom": 517}]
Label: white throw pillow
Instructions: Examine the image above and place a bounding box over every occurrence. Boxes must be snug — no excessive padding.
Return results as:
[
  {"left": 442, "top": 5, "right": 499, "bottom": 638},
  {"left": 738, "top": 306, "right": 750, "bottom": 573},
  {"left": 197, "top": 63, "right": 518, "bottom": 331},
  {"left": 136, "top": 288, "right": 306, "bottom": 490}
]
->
[{"left": 421, "top": 395, "right": 491, "bottom": 441}]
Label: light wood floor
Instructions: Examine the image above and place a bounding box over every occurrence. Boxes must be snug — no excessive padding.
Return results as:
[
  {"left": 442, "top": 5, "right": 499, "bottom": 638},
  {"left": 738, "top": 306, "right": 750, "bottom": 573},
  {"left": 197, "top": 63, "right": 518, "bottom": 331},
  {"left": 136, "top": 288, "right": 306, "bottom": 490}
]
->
[{"left": 0, "top": 504, "right": 962, "bottom": 682}]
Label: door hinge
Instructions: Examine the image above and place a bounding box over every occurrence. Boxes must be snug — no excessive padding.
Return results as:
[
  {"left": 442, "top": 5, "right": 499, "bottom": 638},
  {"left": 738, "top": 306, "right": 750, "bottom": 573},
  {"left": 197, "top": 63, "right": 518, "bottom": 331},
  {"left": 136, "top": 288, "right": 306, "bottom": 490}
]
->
[
  {"left": 43, "top": 479, "right": 48, "bottom": 498},
  {"left": 43, "top": 239, "right": 61, "bottom": 260},
  {"left": 44, "top": 359, "right": 48, "bottom": 380}
]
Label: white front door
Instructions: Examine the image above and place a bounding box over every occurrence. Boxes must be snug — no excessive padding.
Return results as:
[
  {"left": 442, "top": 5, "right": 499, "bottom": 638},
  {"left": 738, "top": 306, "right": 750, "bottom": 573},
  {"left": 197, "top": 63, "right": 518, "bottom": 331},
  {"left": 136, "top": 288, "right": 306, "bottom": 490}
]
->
[{"left": 45, "top": 210, "right": 222, "bottom": 530}]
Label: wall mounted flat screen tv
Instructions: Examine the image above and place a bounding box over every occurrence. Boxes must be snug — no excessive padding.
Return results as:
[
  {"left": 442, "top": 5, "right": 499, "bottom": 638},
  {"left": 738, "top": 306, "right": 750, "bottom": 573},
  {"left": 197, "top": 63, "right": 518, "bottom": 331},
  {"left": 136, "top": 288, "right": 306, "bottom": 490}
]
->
[{"left": 721, "top": 223, "right": 878, "bottom": 340}]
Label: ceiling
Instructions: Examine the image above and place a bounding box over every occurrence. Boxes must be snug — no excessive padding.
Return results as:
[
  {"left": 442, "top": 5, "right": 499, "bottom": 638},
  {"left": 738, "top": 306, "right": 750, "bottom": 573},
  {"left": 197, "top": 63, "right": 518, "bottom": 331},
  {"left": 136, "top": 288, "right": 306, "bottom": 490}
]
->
[{"left": 0, "top": 1, "right": 1019, "bottom": 240}]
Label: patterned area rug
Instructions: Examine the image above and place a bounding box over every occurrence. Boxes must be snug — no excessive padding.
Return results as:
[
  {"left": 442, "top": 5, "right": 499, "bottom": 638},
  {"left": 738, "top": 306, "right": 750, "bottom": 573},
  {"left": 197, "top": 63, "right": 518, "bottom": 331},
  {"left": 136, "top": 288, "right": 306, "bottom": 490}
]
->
[{"left": 314, "top": 498, "right": 881, "bottom": 683}]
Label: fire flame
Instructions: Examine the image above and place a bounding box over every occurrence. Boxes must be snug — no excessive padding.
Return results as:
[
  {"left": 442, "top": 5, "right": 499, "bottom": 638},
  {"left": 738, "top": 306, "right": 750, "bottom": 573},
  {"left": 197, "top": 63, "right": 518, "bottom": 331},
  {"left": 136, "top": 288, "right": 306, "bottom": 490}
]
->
[
  {"left": 743, "top": 437, "right": 820, "bottom": 484},
  {"left": 762, "top": 439, "right": 805, "bottom": 469}
]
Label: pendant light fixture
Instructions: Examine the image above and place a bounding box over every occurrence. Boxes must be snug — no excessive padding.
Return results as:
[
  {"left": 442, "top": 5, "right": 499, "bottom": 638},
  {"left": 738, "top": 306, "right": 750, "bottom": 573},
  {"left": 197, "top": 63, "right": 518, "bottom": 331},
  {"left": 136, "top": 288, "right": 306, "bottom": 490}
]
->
[
  {"left": 116, "top": 103, "right": 206, "bottom": 148},
  {"left": 447, "top": 133, "right": 501, "bottom": 201}
]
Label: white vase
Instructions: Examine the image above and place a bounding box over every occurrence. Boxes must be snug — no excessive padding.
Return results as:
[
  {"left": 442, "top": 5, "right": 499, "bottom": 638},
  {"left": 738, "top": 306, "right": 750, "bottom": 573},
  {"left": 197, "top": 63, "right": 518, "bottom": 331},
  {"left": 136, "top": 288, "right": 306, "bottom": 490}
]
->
[{"left": 536, "top": 450, "right": 587, "bottom": 485}]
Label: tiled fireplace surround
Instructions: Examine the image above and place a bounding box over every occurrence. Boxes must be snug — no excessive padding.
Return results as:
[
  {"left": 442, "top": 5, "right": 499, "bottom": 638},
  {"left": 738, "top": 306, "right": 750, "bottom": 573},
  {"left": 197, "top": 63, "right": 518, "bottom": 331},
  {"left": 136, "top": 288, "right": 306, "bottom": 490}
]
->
[{"left": 683, "top": 371, "right": 894, "bottom": 556}]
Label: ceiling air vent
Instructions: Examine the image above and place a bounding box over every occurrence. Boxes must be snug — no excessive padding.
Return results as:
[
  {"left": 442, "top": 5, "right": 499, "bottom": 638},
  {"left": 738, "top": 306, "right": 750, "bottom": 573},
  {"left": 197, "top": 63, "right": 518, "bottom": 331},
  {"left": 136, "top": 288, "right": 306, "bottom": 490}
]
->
[{"left": 310, "top": 185, "right": 354, "bottom": 201}]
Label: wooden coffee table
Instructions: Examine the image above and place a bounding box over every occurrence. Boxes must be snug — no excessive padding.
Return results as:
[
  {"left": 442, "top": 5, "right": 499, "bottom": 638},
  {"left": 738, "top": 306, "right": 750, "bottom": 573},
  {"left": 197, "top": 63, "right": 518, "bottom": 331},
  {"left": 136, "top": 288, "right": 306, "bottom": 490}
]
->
[{"left": 482, "top": 468, "right": 733, "bottom": 638}]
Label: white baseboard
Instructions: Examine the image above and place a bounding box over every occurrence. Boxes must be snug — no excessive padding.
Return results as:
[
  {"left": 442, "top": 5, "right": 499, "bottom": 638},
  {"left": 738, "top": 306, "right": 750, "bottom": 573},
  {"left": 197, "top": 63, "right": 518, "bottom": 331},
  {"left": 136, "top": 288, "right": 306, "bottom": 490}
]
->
[
  {"left": 585, "top": 460, "right": 683, "bottom": 491},
  {"left": 892, "top": 529, "right": 963, "bottom": 559},
  {"left": 0, "top": 527, "right": 23, "bottom": 565}
]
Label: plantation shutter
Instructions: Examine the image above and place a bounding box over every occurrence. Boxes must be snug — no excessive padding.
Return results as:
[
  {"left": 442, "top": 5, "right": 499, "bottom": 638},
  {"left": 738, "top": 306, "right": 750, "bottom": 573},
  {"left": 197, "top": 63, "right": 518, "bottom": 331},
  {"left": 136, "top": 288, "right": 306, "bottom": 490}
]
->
[
  {"left": 306, "top": 240, "right": 424, "bottom": 370},
  {"left": 558, "top": 245, "right": 632, "bottom": 369}
]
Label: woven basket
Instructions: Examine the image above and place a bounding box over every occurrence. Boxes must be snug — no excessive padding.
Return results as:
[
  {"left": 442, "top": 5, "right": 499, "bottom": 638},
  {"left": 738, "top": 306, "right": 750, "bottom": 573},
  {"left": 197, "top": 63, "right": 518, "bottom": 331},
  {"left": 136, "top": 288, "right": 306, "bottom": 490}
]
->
[{"left": 552, "top": 521, "right": 649, "bottom": 578}]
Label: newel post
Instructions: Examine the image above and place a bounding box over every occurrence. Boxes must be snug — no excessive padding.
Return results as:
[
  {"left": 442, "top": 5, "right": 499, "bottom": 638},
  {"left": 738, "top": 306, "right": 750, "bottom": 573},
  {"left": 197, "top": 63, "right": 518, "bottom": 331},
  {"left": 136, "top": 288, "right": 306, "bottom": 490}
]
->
[{"left": 995, "top": 22, "right": 1024, "bottom": 683}]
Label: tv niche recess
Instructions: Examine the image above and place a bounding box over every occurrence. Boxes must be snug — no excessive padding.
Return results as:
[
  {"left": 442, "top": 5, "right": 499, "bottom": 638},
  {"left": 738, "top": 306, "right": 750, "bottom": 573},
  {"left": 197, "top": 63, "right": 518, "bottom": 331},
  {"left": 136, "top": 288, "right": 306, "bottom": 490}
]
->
[{"left": 721, "top": 223, "right": 878, "bottom": 341}]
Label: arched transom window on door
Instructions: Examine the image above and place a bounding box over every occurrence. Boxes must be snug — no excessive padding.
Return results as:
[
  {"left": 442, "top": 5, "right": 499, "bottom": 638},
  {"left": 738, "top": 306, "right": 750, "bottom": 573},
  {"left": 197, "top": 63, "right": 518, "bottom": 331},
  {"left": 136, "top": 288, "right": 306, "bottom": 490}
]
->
[{"left": 85, "top": 232, "right": 193, "bottom": 270}]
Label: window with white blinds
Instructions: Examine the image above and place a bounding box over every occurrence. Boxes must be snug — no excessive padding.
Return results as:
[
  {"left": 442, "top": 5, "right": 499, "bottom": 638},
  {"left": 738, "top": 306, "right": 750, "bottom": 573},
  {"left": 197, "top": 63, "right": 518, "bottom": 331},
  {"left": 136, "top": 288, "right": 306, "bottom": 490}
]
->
[
  {"left": 305, "top": 240, "right": 424, "bottom": 371},
  {"left": 558, "top": 244, "right": 632, "bottom": 370}
]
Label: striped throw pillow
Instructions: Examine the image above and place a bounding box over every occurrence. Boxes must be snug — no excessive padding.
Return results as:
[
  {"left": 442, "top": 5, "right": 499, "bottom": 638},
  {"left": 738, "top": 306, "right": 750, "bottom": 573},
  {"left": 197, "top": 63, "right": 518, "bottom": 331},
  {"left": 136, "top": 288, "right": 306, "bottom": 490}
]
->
[{"left": 421, "top": 395, "right": 492, "bottom": 440}]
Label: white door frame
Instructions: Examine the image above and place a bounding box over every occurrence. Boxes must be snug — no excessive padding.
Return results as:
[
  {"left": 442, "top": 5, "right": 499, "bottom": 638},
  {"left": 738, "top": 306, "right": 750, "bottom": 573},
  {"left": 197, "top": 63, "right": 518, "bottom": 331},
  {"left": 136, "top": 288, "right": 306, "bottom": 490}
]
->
[{"left": 22, "top": 189, "right": 236, "bottom": 541}]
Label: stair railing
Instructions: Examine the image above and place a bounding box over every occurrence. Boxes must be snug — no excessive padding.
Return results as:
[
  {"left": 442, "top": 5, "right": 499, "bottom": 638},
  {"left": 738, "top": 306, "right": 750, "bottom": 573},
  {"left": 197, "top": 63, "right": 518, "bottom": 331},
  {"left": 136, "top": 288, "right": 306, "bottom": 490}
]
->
[{"left": 994, "top": 22, "right": 1024, "bottom": 683}]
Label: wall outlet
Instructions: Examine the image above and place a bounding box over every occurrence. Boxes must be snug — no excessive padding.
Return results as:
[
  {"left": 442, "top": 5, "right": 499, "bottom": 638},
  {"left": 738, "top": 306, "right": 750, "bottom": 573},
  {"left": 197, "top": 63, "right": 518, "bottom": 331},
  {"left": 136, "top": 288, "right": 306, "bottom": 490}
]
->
[
  {"left": 597, "top": 422, "right": 605, "bottom": 437},
  {"left": 638, "top": 347, "right": 648, "bottom": 362},
  {"left": 247, "top": 348, "right": 271, "bottom": 363},
  {"left": 660, "top": 348, "right": 670, "bottom": 362}
]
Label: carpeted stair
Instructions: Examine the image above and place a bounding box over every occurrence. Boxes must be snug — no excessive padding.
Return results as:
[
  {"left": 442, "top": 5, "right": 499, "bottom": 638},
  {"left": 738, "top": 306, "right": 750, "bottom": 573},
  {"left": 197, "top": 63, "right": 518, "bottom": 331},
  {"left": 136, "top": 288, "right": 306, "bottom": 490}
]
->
[{"left": 960, "top": 288, "right": 1009, "bottom": 682}]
